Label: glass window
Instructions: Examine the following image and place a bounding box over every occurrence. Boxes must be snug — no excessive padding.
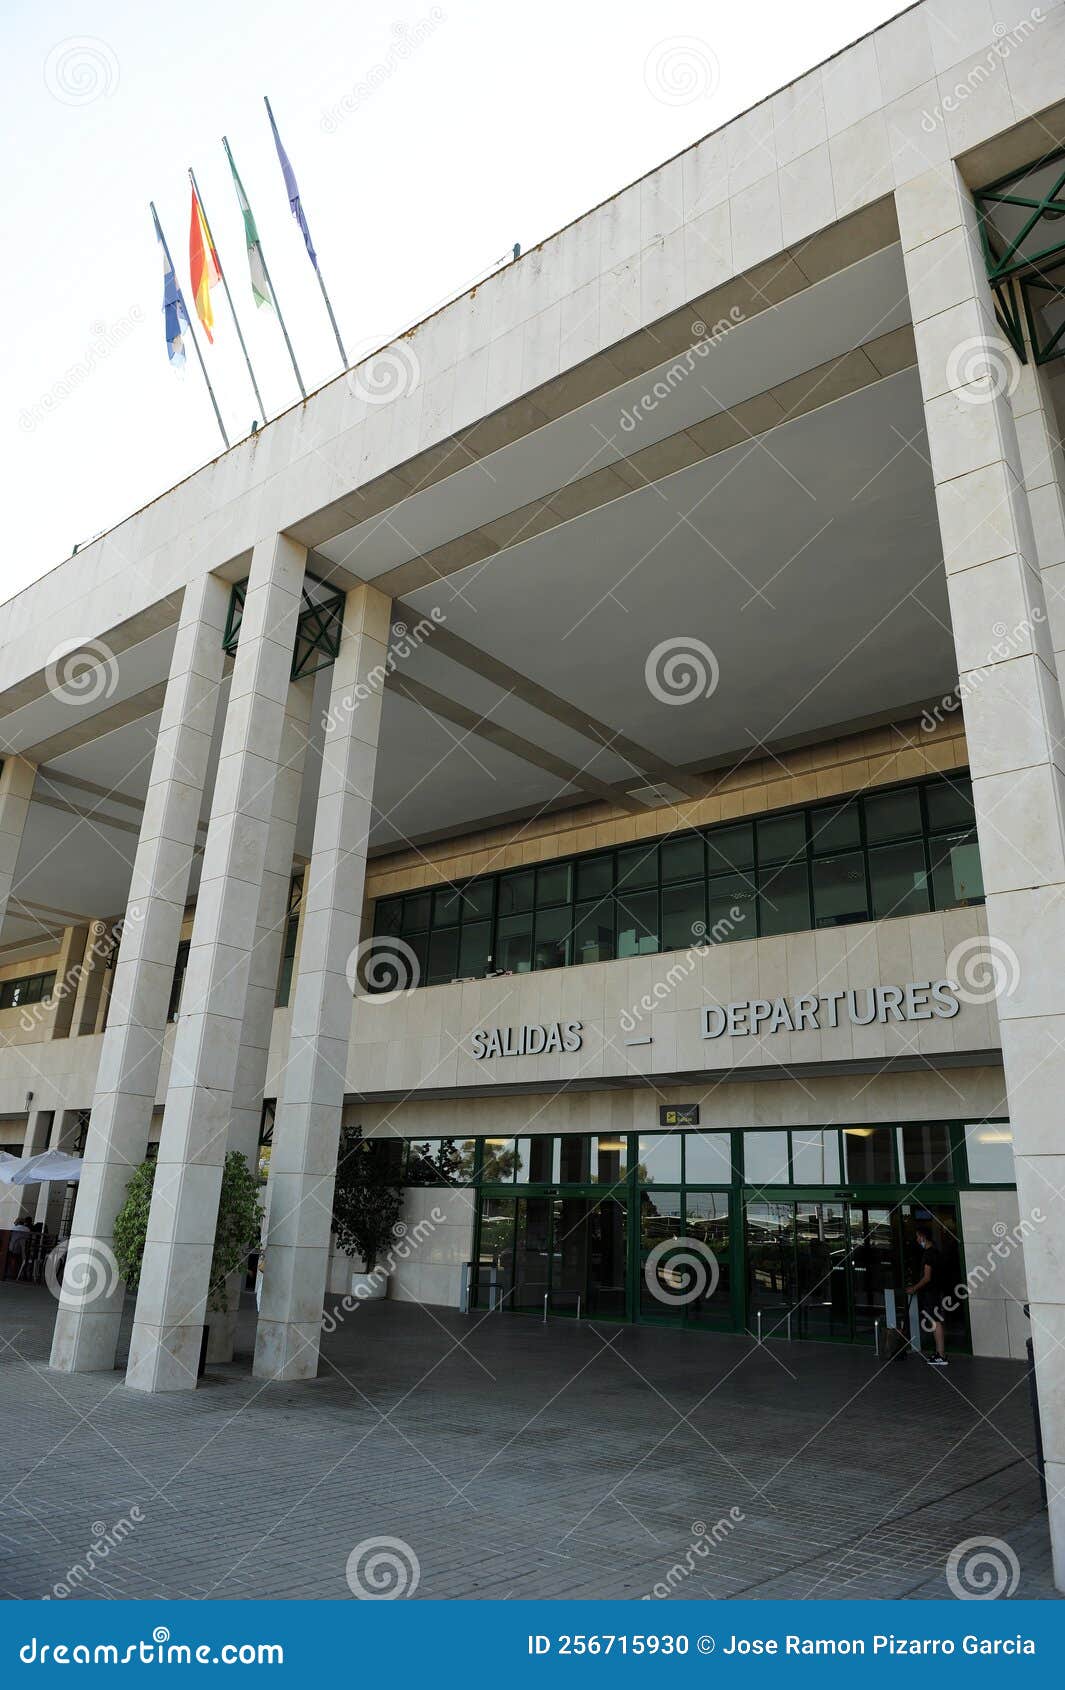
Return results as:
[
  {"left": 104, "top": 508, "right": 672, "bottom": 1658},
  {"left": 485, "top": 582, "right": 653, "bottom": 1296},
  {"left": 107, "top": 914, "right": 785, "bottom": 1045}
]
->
[
  {"left": 809, "top": 804, "right": 860, "bottom": 854},
  {"left": 617, "top": 845, "right": 658, "bottom": 889},
  {"left": 536, "top": 862, "right": 572, "bottom": 907},
  {"left": 790, "top": 1129, "right": 841, "bottom": 1185},
  {"left": 964, "top": 1121, "right": 1015, "bottom": 1183},
  {"left": 616, "top": 890, "right": 658, "bottom": 957},
  {"left": 742, "top": 1131, "right": 790, "bottom": 1186},
  {"left": 591, "top": 1135, "right": 628, "bottom": 1185},
  {"left": 757, "top": 811, "right": 805, "bottom": 863},
  {"left": 433, "top": 887, "right": 464, "bottom": 926},
  {"left": 402, "top": 892, "right": 431, "bottom": 933},
  {"left": 573, "top": 900, "right": 614, "bottom": 964},
  {"left": 758, "top": 861, "right": 809, "bottom": 936},
  {"left": 406, "top": 1141, "right": 441, "bottom": 1184},
  {"left": 929, "top": 833, "right": 983, "bottom": 907},
  {"left": 662, "top": 881, "right": 706, "bottom": 950},
  {"left": 482, "top": 1138, "right": 518, "bottom": 1182},
  {"left": 926, "top": 778, "right": 975, "bottom": 832},
  {"left": 636, "top": 1133, "right": 682, "bottom": 1184},
  {"left": 661, "top": 835, "right": 704, "bottom": 882},
  {"left": 684, "top": 1132, "right": 733, "bottom": 1183},
  {"left": 462, "top": 879, "right": 495, "bottom": 919},
  {"left": 706, "top": 822, "right": 754, "bottom": 872},
  {"left": 869, "top": 840, "right": 930, "bottom": 919},
  {"left": 558, "top": 1135, "right": 591, "bottom": 1182},
  {"left": 576, "top": 855, "right": 613, "bottom": 899},
  {"left": 514, "top": 1136, "right": 558, "bottom": 1183},
  {"left": 899, "top": 1122, "right": 952, "bottom": 1183},
  {"left": 812, "top": 852, "right": 868, "bottom": 927},
  {"left": 375, "top": 898, "right": 403, "bottom": 937},
  {"left": 426, "top": 929, "right": 459, "bottom": 985},
  {"left": 684, "top": 1192, "right": 731, "bottom": 1319},
  {"left": 864, "top": 787, "right": 922, "bottom": 842},
  {"left": 497, "top": 871, "right": 534, "bottom": 916},
  {"left": 842, "top": 1126, "right": 895, "bottom": 1183},
  {"left": 496, "top": 912, "right": 533, "bottom": 973},
  {"left": 533, "top": 906, "right": 573, "bottom": 971},
  {"left": 708, "top": 876, "right": 754, "bottom": 944},
  {"left": 458, "top": 920, "right": 492, "bottom": 978}
]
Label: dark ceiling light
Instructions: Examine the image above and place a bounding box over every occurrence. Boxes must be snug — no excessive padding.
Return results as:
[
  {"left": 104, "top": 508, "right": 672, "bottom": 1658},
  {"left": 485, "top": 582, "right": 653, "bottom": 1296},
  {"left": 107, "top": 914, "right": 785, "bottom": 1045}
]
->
[{"left": 975, "top": 148, "right": 1065, "bottom": 365}]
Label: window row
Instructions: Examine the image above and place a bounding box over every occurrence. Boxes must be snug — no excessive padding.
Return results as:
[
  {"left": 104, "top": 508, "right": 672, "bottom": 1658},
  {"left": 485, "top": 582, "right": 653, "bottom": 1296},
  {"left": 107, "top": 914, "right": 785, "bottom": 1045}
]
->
[
  {"left": 371, "top": 775, "right": 983, "bottom": 987},
  {"left": 0, "top": 970, "right": 57, "bottom": 1010},
  {"left": 379, "top": 1121, "right": 1012, "bottom": 1190}
]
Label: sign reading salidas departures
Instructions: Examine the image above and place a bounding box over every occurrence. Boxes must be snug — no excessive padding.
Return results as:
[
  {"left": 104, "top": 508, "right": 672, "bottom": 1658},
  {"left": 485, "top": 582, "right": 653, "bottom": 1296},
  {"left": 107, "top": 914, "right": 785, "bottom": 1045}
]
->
[{"left": 702, "top": 980, "right": 961, "bottom": 1039}]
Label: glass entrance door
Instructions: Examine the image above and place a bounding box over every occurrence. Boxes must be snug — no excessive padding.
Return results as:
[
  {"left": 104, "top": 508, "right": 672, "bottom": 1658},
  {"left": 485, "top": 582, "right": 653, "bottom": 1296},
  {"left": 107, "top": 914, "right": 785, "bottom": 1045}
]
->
[{"left": 548, "top": 1192, "right": 629, "bottom": 1318}]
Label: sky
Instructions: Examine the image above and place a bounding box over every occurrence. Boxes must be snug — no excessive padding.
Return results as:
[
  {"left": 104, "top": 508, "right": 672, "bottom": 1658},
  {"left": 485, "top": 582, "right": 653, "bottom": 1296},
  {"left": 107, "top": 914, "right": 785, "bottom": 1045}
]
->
[{"left": 4, "top": 0, "right": 908, "bottom": 601}]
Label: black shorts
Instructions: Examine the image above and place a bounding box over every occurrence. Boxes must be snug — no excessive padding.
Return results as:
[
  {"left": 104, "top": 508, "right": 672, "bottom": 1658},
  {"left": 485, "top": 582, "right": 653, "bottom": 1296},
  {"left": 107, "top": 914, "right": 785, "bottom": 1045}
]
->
[{"left": 919, "top": 1292, "right": 947, "bottom": 1326}]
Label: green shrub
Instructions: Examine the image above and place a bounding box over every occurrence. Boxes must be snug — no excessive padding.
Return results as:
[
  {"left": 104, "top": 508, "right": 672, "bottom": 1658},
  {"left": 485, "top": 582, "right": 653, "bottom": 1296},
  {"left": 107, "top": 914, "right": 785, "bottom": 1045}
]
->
[{"left": 112, "top": 1151, "right": 264, "bottom": 1313}]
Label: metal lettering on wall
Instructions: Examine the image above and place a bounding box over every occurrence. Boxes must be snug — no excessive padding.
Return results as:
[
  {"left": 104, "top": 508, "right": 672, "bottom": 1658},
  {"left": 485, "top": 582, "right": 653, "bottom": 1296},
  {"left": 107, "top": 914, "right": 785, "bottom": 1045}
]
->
[
  {"left": 701, "top": 981, "right": 961, "bottom": 1039},
  {"left": 470, "top": 1021, "right": 584, "bottom": 1059}
]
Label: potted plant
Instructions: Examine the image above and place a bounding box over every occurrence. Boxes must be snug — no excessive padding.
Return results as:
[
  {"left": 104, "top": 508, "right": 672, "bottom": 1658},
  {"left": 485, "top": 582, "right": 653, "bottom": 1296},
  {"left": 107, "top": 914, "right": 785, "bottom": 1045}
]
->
[
  {"left": 332, "top": 1124, "right": 403, "bottom": 1299},
  {"left": 113, "top": 1152, "right": 263, "bottom": 1371}
]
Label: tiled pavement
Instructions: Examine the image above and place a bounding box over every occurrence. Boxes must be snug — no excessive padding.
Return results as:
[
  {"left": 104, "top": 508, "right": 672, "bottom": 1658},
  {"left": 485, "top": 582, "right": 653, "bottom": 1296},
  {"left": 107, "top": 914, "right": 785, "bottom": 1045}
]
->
[{"left": 0, "top": 1283, "right": 1058, "bottom": 1602}]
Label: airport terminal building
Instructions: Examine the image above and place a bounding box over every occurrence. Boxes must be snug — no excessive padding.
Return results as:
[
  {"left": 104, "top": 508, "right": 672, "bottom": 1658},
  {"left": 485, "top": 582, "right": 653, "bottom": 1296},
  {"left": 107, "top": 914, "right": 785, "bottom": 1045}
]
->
[{"left": 2, "top": 1, "right": 1065, "bottom": 1586}]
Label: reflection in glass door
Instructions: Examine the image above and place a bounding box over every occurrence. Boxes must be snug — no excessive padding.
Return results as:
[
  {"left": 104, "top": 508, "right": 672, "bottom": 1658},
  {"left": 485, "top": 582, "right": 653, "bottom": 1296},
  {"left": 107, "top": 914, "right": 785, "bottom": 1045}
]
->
[
  {"left": 512, "top": 1196, "right": 551, "bottom": 1311},
  {"left": 794, "top": 1203, "right": 848, "bottom": 1338},
  {"left": 746, "top": 1201, "right": 795, "bottom": 1337}
]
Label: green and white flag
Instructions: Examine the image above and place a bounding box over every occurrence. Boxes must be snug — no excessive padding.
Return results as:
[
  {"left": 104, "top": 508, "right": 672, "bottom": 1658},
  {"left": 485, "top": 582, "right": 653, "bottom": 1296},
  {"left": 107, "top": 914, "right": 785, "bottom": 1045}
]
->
[{"left": 228, "top": 153, "right": 272, "bottom": 308}]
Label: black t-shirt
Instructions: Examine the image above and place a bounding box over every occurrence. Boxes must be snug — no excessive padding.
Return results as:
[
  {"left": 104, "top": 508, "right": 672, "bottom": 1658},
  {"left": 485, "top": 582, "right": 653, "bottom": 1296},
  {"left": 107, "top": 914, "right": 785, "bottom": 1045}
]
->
[{"left": 918, "top": 1245, "right": 947, "bottom": 1298}]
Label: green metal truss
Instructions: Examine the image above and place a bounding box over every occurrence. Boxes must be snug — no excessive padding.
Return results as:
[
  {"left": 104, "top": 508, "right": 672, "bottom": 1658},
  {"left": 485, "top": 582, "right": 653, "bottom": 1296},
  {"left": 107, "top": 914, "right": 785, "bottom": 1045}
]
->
[
  {"left": 975, "top": 146, "right": 1065, "bottom": 366},
  {"left": 223, "top": 571, "right": 346, "bottom": 679}
]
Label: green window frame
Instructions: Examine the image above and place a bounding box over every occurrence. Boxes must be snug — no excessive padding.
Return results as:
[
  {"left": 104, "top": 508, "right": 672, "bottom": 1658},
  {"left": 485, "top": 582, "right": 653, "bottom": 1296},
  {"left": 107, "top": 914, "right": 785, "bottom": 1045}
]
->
[
  {"left": 0, "top": 970, "right": 57, "bottom": 1010},
  {"left": 370, "top": 774, "right": 983, "bottom": 992}
]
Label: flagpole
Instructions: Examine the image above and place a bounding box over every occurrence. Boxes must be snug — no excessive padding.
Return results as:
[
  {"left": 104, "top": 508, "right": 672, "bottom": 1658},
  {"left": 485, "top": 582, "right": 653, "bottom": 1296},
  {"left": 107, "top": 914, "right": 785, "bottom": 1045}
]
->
[
  {"left": 222, "top": 136, "right": 307, "bottom": 400},
  {"left": 264, "top": 94, "right": 348, "bottom": 367},
  {"left": 151, "top": 201, "right": 230, "bottom": 451},
  {"left": 188, "top": 166, "right": 267, "bottom": 426}
]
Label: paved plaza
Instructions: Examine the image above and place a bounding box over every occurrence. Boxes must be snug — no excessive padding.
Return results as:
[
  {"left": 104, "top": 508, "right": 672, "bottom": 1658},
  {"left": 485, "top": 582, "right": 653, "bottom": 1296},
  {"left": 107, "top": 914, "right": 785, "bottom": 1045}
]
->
[{"left": 0, "top": 1284, "right": 1057, "bottom": 1602}]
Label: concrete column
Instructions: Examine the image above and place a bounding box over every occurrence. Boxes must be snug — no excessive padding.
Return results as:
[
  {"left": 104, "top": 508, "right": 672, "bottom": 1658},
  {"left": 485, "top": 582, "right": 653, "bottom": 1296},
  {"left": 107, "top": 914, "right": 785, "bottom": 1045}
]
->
[
  {"left": 1011, "top": 328, "right": 1065, "bottom": 715},
  {"left": 17, "top": 1106, "right": 55, "bottom": 1221},
  {"left": 898, "top": 162, "right": 1065, "bottom": 1592},
  {"left": 50, "top": 572, "right": 228, "bottom": 1374},
  {"left": 72, "top": 920, "right": 119, "bottom": 1037},
  {"left": 125, "top": 534, "right": 306, "bottom": 1392},
  {"left": 49, "top": 924, "right": 90, "bottom": 1040},
  {"left": 0, "top": 756, "right": 36, "bottom": 932},
  {"left": 35, "top": 1109, "right": 86, "bottom": 1234},
  {"left": 254, "top": 583, "right": 390, "bottom": 1382}
]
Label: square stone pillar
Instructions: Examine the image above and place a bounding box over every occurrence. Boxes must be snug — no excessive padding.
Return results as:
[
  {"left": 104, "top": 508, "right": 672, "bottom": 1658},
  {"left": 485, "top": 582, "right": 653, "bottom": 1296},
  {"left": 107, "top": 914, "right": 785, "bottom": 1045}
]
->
[
  {"left": 206, "top": 676, "right": 312, "bottom": 1363},
  {"left": 898, "top": 162, "right": 1065, "bottom": 1592},
  {"left": 125, "top": 534, "right": 306, "bottom": 1392},
  {"left": 35, "top": 1109, "right": 86, "bottom": 1234},
  {"left": 254, "top": 583, "right": 391, "bottom": 1382},
  {"left": 0, "top": 756, "right": 36, "bottom": 932},
  {"left": 50, "top": 572, "right": 229, "bottom": 1374}
]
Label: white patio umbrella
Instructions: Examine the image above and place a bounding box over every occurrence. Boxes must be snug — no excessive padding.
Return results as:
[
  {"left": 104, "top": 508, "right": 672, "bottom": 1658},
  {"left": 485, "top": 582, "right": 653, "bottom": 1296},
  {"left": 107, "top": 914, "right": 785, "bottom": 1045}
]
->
[
  {"left": 0, "top": 1151, "right": 21, "bottom": 1183},
  {"left": 10, "top": 1150, "right": 83, "bottom": 1185}
]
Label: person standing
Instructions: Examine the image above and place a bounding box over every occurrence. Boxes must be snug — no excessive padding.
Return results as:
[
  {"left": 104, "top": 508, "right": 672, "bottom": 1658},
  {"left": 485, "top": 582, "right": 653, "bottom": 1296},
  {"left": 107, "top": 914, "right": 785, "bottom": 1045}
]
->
[{"left": 907, "top": 1222, "right": 950, "bottom": 1367}]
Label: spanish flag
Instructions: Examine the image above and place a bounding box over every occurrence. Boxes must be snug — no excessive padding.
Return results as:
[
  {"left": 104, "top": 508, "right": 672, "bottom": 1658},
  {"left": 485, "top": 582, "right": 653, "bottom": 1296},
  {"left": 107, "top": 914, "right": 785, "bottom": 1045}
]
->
[{"left": 189, "top": 183, "right": 221, "bottom": 343}]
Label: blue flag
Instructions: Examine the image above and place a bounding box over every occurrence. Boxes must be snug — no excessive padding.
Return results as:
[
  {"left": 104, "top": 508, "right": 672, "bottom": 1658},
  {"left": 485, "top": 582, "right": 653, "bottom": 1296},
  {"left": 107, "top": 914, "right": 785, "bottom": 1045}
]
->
[
  {"left": 265, "top": 97, "right": 318, "bottom": 271},
  {"left": 152, "top": 206, "right": 191, "bottom": 367}
]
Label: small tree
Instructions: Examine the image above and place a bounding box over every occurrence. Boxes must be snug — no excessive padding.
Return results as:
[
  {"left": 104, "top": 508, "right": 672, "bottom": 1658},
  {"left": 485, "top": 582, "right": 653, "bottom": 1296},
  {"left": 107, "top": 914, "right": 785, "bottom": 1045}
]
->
[
  {"left": 332, "top": 1124, "right": 403, "bottom": 1271},
  {"left": 112, "top": 1151, "right": 263, "bottom": 1313}
]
